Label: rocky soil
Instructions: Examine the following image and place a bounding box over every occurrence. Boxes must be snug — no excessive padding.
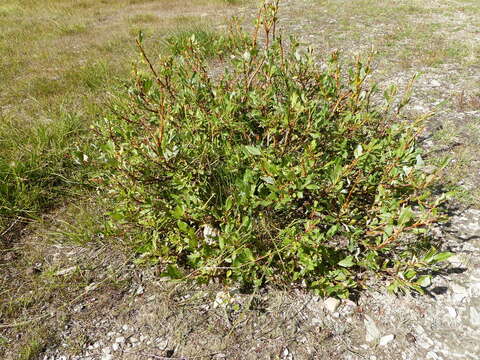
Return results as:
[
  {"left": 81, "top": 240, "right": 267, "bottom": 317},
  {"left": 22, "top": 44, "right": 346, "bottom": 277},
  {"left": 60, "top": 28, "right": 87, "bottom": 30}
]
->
[{"left": 39, "top": 209, "right": 480, "bottom": 360}]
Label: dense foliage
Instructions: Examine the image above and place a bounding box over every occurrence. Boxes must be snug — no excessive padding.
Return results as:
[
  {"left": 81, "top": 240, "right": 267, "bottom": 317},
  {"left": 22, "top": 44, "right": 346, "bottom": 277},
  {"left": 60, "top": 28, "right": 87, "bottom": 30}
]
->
[{"left": 95, "top": 3, "right": 450, "bottom": 297}]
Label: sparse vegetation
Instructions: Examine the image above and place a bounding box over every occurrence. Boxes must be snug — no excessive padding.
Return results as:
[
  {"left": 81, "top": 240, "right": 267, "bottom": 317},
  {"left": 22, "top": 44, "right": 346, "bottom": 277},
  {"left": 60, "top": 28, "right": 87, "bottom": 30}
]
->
[{"left": 163, "top": 22, "right": 251, "bottom": 58}]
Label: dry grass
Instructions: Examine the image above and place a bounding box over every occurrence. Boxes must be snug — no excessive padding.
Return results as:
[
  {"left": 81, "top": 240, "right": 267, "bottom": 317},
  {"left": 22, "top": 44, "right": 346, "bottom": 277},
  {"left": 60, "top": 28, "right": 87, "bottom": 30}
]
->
[{"left": 0, "top": 0, "right": 241, "bottom": 122}]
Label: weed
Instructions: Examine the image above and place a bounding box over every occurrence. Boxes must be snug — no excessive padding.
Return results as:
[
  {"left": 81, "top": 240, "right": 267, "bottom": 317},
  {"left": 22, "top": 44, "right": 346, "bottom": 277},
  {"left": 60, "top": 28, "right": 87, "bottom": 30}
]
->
[
  {"left": 95, "top": 2, "right": 451, "bottom": 297},
  {"left": 19, "top": 337, "right": 45, "bottom": 360}
]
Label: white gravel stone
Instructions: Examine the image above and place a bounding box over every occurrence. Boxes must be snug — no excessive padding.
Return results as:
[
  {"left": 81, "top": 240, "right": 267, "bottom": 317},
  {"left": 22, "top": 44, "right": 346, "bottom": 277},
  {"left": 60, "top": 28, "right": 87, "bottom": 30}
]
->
[
  {"left": 156, "top": 338, "right": 168, "bottom": 349},
  {"left": 136, "top": 286, "right": 144, "bottom": 295},
  {"left": 324, "top": 297, "right": 341, "bottom": 313},
  {"left": 115, "top": 336, "right": 125, "bottom": 344},
  {"left": 451, "top": 283, "right": 468, "bottom": 295},
  {"left": 379, "top": 334, "right": 395, "bottom": 346},
  {"left": 470, "top": 306, "right": 480, "bottom": 327},
  {"left": 364, "top": 315, "right": 381, "bottom": 342},
  {"left": 416, "top": 334, "right": 434, "bottom": 350},
  {"left": 445, "top": 306, "right": 457, "bottom": 318},
  {"left": 426, "top": 351, "right": 440, "bottom": 360}
]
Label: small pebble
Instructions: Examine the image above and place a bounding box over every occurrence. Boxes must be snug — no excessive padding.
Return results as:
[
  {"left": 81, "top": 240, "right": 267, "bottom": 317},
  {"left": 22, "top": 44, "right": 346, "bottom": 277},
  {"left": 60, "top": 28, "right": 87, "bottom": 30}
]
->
[
  {"left": 379, "top": 334, "right": 395, "bottom": 346},
  {"left": 445, "top": 306, "right": 457, "bottom": 318},
  {"left": 364, "top": 315, "right": 381, "bottom": 342},
  {"left": 324, "top": 297, "right": 341, "bottom": 313}
]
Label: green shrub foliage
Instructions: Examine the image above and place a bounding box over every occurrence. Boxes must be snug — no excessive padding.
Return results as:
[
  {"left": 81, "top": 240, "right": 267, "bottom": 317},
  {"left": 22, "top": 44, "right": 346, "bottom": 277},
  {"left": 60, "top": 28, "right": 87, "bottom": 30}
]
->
[{"left": 96, "top": 3, "right": 450, "bottom": 297}]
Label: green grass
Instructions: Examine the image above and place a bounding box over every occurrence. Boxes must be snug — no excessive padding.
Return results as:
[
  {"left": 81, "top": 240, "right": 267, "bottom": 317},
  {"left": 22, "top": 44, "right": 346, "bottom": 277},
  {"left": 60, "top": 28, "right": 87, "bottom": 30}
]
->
[{"left": 0, "top": 111, "right": 81, "bottom": 230}]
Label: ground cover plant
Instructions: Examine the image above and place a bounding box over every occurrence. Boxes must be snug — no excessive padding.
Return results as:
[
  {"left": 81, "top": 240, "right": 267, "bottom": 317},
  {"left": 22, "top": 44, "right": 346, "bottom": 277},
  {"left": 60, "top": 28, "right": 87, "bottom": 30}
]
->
[{"left": 95, "top": 1, "right": 451, "bottom": 298}]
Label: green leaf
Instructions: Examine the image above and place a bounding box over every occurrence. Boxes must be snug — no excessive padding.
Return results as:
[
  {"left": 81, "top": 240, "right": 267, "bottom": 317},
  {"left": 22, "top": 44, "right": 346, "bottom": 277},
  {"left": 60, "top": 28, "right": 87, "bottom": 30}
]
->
[
  {"left": 398, "top": 207, "right": 413, "bottom": 226},
  {"left": 416, "top": 275, "right": 431, "bottom": 287},
  {"left": 338, "top": 256, "right": 354, "bottom": 268},
  {"left": 433, "top": 251, "right": 453, "bottom": 263},
  {"left": 326, "top": 224, "right": 338, "bottom": 237},
  {"left": 404, "top": 269, "right": 416, "bottom": 280},
  {"left": 245, "top": 145, "right": 262, "bottom": 156},
  {"left": 415, "top": 154, "right": 425, "bottom": 168},
  {"left": 423, "top": 248, "right": 437, "bottom": 263},
  {"left": 171, "top": 205, "right": 184, "bottom": 219},
  {"left": 330, "top": 162, "right": 343, "bottom": 185},
  {"left": 224, "top": 197, "right": 233, "bottom": 211},
  {"left": 177, "top": 220, "right": 188, "bottom": 233},
  {"left": 164, "top": 264, "right": 183, "bottom": 279}
]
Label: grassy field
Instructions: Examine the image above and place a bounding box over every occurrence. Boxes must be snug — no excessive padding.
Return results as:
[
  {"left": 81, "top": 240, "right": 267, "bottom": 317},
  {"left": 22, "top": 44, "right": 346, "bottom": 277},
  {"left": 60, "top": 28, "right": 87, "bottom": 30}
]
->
[
  {"left": 0, "top": 0, "right": 243, "bottom": 234},
  {"left": 0, "top": 0, "right": 479, "bottom": 358}
]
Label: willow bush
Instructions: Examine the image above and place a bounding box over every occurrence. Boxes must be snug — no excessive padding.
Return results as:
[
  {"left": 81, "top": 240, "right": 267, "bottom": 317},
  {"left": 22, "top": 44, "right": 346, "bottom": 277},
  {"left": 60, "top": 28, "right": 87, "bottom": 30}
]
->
[{"left": 94, "top": 2, "right": 450, "bottom": 297}]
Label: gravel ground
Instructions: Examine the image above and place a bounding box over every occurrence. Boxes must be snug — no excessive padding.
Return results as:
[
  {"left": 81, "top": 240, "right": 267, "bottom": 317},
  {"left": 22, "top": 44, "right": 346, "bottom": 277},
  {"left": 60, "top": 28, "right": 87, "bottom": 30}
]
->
[{"left": 39, "top": 208, "right": 480, "bottom": 360}]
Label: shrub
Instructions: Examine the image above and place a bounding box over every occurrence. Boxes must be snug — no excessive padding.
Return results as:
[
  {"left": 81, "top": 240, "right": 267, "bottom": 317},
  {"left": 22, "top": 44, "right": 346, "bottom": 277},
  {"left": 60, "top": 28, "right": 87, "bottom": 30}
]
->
[{"left": 95, "top": 2, "right": 450, "bottom": 297}]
